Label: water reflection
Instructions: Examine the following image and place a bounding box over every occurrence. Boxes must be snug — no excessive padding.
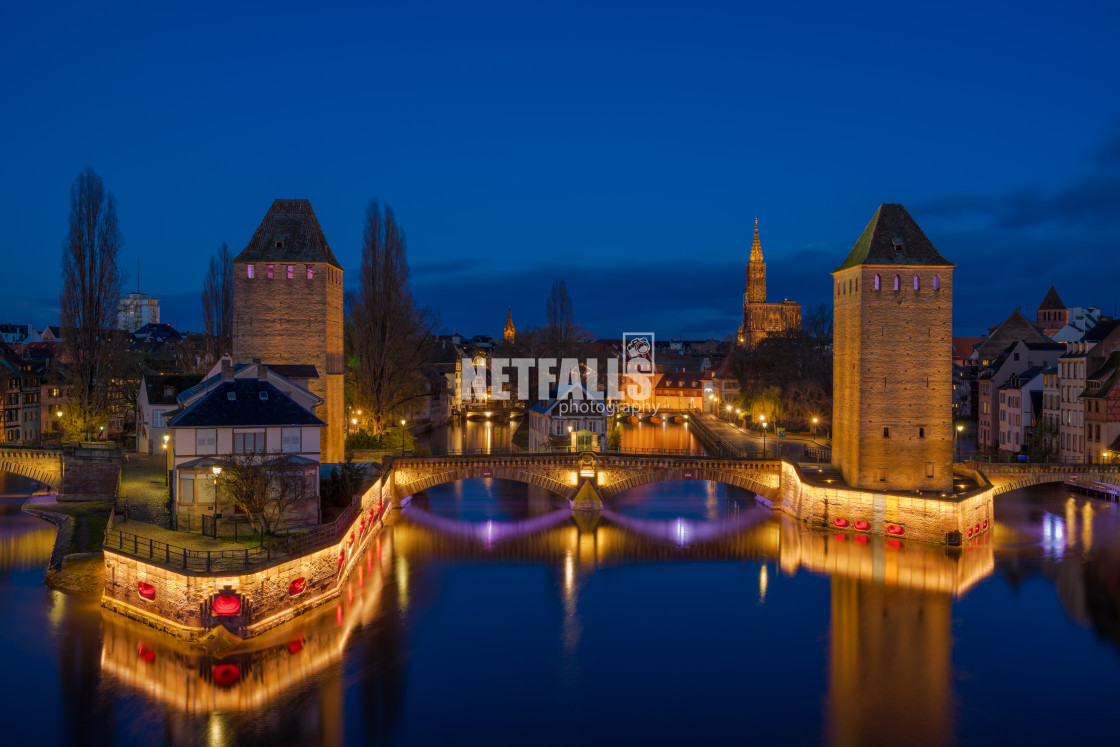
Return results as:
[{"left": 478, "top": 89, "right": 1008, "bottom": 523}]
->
[{"left": 9, "top": 470, "right": 1120, "bottom": 743}]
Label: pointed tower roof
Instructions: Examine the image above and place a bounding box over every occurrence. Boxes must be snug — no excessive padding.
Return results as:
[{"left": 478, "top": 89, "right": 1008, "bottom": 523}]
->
[
  {"left": 834, "top": 204, "right": 954, "bottom": 272},
  {"left": 749, "top": 218, "right": 764, "bottom": 263},
  {"left": 235, "top": 199, "right": 342, "bottom": 269},
  {"left": 506, "top": 307, "right": 514, "bottom": 327},
  {"left": 1038, "top": 285, "right": 1066, "bottom": 311}
]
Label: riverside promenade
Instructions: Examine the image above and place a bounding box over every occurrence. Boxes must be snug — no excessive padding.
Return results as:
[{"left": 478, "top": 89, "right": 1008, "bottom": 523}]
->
[{"left": 694, "top": 414, "right": 830, "bottom": 461}]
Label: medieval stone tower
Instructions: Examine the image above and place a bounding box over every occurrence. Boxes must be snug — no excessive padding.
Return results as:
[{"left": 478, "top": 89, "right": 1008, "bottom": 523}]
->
[
  {"left": 232, "top": 199, "right": 345, "bottom": 463},
  {"left": 831, "top": 204, "right": 954, "bottom": 492}
]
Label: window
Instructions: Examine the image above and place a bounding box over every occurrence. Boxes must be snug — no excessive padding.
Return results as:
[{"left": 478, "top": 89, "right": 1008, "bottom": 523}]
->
[
  {"left": 919, "top": 427, "right": 925, "bottom": 438},
  {"left": 287, "top": 265, "right": 294, "bottom": 279},
  {"left": 307, "top": 265, "right": 313, "bottom": 280},
  {"left": 196, "top": 428, "right": 216, "bottom": 455},
  {"left": 180, "top": 476, "right": 195, "bottom": 503},
  {"left": 234, "top": 429, "right": 266, "bottom": 453},
  {"left": 893, "top": 275, "right": 900, "bottom": 291},
  {"left": 275, "top": 240, "right": 284, "bottom": 248},
  {"left": 247, "top": 264, "right": 255, "bottom": 279},
  {"left": 152, "top": 411, "right": 164, "bottom": 428},
  {"left": 877, "top": 468, "right": 887, "bottom": 482},
  {"left": 933, "top": 275, "right": 940, "bottom": 291},
  {"left": 925, "top": 462, "right": 934, "bottom": 478},
  {"left": 267, "top": 264, "right": 274, "bottom": 279},
  {"left": 282, "top": 428, "right": 301, "bottom": 453},
  {"left": 874, "top": 274, "right": 881, "bottom": 290},
  {"left": 913, "top": 274, "right": 920, "bottom": 290},
  {"left": 883, "top": 427, "right": 890, "bottom": 438}
]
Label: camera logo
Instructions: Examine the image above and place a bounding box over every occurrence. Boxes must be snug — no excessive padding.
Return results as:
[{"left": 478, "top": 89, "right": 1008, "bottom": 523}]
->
[{"left": 623, "top": 332, "right": 655, "bottom": 374}]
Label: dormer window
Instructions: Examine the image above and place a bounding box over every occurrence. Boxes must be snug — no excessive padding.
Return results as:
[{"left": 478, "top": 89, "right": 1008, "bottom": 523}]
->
[
  {"left": 892, "top": 237, "right": 904, "bottom": 252},
  {"left": 227, "top": 392, "right": 237, "bottom": 401},
  {"left": 259, "top": 391, "right": 269, "bottom": 400},
  {"left": 275, "top": 240, "right": 284, "bottom": 249}
]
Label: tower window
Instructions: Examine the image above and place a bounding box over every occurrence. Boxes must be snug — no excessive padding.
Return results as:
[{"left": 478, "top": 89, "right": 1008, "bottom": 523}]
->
[
  {"left": 893, "top": 275, "right": 900, "bottom": 291},
  {"left": 275, "top": 240, "right": 284, "bottom": 249},
  {"left": 925, "top": 463, "right": 934, "bottom": 478},
  {"left": 883, "top": 427, "right": 890, "bottom": 438},
  {"left": 306, "top": 265, "right": 314, "bottom": 280},
  {"left": 892, "top": 237, "right": 904, "bottom": 251},
  {"left": 913, "top": 274, "right": 920, "bottom": 290},
  {"left": 287, "top": 265, "right": 293, "bottom": 279},
  {"left": 266, "top": 264, "right": 274, "bottom": 279},
  {"left": 874, "top": 273, "right": 881, "bottom": 291},
  {"left": 919, "top": 427, "right": 925, "bottom": 438},
  {"left": 877, "top": 469, "right": 887, "bottom": 482},
  {"left": 933, "top": 274, "right": 940, "bottom": 291},
  {"left": 247, "top": 264, "right": 255, "bottom": 279}
]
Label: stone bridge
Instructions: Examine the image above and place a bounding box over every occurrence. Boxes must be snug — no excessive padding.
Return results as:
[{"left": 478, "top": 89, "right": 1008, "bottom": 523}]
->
[
  {"left": 966, "top": 462, "right": 1120, "bottom": 496},
  {"left": 388, "top": 452, "right": 783, "bottom": 509},
  {"left": 0, "top": 445, "right": 122, "bottom": 496}
]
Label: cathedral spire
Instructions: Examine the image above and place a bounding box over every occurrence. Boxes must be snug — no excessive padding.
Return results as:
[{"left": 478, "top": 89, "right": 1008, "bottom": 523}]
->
[
  {"left": 750, "top": 218, "right": 763, "bottom": 263},
  {"left": 504, "top": 306, "right": 516, "bottom": 344}
]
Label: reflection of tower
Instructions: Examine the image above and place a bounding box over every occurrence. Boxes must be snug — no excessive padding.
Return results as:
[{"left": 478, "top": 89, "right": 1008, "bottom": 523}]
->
[
  {"left": 504, "top": 307, "right": 516, "bottom": 344},
  {"left": 828, "top": 576, "right": 953, "bottom": 747}
]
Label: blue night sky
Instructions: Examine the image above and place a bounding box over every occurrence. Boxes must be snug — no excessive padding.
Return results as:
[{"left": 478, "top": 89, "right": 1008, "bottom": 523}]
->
[{"left": 2, "top": 0, "right": 1119, "bottom": 340}]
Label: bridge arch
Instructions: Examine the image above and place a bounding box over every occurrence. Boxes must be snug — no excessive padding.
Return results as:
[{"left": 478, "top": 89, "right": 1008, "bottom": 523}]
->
[
  {"left": 599, "top": 469, "right": 778, "bottom": 504},
  {"left": 392, "top": 462, "right": 575, "bottom": 502},
  {"left": 0, "top": 449, "right": 62, "bottom": 490},
  {"left": 975, "top": 464, "right": 1120, "bottom": 497}
]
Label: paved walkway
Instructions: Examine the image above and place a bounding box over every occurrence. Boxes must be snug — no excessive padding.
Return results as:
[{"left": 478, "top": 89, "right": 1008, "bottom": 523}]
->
[
  {"left": 698, "top": 414, "right": 829, "bottom": 460},
  {"left": 118, "top": 453, "right": 172, "bottom": 527}
]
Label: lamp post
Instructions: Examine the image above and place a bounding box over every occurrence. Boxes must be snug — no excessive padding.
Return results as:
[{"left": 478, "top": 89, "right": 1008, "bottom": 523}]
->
[
  {"left": 761, "top": 421, "right": 768, "bottom": 458},
  {"left": 956, "top": 424, "right": 964, "bottom": 463},
  {"left": 812, "top": 416, "right": 819, "bottom": 436},
  {"left": 211, "top": 465, "right": 222, "bottom": 538}
]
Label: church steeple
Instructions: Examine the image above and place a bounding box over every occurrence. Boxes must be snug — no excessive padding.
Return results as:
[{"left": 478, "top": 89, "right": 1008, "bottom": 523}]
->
[
  {"left": 749, "top": 218, "right": 764, "bottom": 263},
  {"left": 504, "top": 306, "right": 516, "bottom": 344},
  {"left": 746, "top": 218, "right": 767, "bottom": 304}
]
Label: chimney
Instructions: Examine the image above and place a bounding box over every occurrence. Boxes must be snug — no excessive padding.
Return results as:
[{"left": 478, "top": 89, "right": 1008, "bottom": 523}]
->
[
  {"left": 221, "top": 364, "right": 234, "bottom": 382},
  {"left": 252, "top": 358, "right": 261, "bottom": 365},
  {"left": 257, "top": 364, "right": 268, "bottom": 381}
]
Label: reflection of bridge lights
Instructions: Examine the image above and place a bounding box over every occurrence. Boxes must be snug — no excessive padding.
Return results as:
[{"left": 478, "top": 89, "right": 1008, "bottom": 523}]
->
[
  {"left": 396, "top": 555, "right": 410, "bottom": 614},
  {"left": 674, "top": 518, "right": 691, "bottom": 547},
  {"left": 1082, "top": 501, "right": 1094, "bottom": 552},
  {"left": 1041, "top": 513, "right": 1066, "bottom": 557},
  {"left": 758, "top": 564, "right": 768, "bottom": 603},
  {"left": 564, "top": 553, "right": 574, "bottom": 595}
]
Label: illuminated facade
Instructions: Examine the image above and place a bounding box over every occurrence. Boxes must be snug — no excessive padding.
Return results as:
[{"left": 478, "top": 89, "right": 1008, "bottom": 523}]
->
[{"left": 736, "top": 220, "right": 801, "bottom": 348}]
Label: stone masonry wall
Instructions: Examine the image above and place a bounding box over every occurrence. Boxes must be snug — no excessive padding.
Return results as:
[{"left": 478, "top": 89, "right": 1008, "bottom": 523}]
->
[
  {"left": 232, "top": 260, "right": 345, "bottom": 463},
  {"left": 833, "top": 266, "right": 954, "bottom": 492}
]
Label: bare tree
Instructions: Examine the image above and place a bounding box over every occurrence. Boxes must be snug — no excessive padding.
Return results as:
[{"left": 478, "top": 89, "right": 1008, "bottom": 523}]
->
[
  {"left": 201, "top": 242, "right": 233, "bottom": 364},
  {"left": 347, "top": 201, "right": 438, "bottom": 436},
  {"left": 59, "top": 167, "right": 126, "bottom": 440},
  {"left": 546, "top": 279, "right": 574, "bottom": 351},
  {"left": 215, "top": 454, "right": 315, "bottom": 538}
]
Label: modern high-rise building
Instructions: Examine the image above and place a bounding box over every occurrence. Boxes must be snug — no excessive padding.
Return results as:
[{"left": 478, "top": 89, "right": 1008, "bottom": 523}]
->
[
  {"left": 736, "top": 220, "right": 801, "bottom": 348},
  {"left": 231, "top": 199, "right": 345, "bottom": 463},
  {"left": 831, "top": 204, "right": 955, "bottom": 492},
  {"left": 117, "top": 292, "right": 160, "bottom": 332}
]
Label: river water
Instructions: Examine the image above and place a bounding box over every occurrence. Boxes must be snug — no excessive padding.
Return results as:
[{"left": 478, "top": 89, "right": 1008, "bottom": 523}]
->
[{"left": 2, "top": 431, "right": 1120, "bottom": 745}]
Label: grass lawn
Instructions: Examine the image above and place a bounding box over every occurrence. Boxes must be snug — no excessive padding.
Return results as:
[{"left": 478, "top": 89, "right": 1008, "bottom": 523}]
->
[{"left": 41, "top": 501, "right": 114, "bottom": 554}]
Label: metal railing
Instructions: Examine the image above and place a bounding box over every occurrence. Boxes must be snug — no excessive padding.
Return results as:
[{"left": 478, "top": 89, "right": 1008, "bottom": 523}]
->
[
  {"left": 396, "top": 446, "right": 776, "bottom": 460},
  {"left": 104, "top": 495, "right": 388, "bottom": 573}
]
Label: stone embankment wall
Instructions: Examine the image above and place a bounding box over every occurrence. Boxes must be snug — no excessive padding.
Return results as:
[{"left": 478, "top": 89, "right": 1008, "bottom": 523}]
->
[
  {"left": 61, "top": 447, "right": 122, "bottom": 497},
  {"left": 102, "top": 467, "right": 396, "bottom": 640},
  {"left": 775, "top": 461, "right": 994, "bottom": 545}
]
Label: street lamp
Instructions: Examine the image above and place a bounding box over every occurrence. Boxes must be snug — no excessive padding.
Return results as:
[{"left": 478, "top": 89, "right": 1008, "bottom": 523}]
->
[
  {"left": 761, "top": 421, "right": 768, "bottom": 458},
  {"left": 956, "top": 424, "right": 964, "bottom": 462}
]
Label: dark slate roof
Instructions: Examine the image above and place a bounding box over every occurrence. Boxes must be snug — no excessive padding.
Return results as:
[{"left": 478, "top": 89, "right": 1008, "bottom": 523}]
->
[
  {"left": 268, "top": 364, "right": 319, "bottom": 379},
  {"left": 1038, "top": 285, "right": 1066, "bottom": 311},
  {"left": 1083, "top": 318, "right": 1120, "bottom": 343},
  {"left": 145, "top": 374, "right": 204, "bottom": 406},
  {"left": 835, "top": 204, "right": 954, "bottom": 272},
  {"left": 168, "top": 379, "right": 325, "bottom": 428},
  {"left": 234, "top": 199, "right": 342, "bottom": 269}
]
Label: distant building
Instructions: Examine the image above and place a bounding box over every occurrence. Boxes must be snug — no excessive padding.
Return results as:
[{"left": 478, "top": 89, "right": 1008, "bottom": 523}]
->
[
  {"left": 504, "top": 308, "right": 516, "bottom": 344},
  {"left": 1052, "top": 306, "right": 1102, "bottom": 342},
  {"left": 831, "top": 204, "right": 953, "bottom": 492},
  {"left": 1040, "top": 366, "right": 1060, "bottom": 458},
  {"left": 1036, "top": 285, "right": 1068, "bottom": 337},
  {"left": 976, "top": 341, "right": 1063, "bottom": 452},
  {"left": 651, "top": 372, "right": 704, "bottom": 411},
  {"left": 997, "top": 367, "right": 1044, "bottom": 455},
  {"left": 970, "top": 308, "right": 1049, "bottom": 366},
  {"left": 736, "top": 220, "right": 801, "bottom": 349},
  {"left": 118, "top": 292, "right": 161, "bottom": 332},
  {"left": 1058, "top": 319, "right": 1120, "bottom": 462},
  {"left": 1081, "top": 351, "right": 1120, "bottom": 463},
  {"left": 136, "top": 373, "right": 203, "bottom": 454},
  {"left": 526, "top": 384, "right": 610, "bottom": 451}
]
